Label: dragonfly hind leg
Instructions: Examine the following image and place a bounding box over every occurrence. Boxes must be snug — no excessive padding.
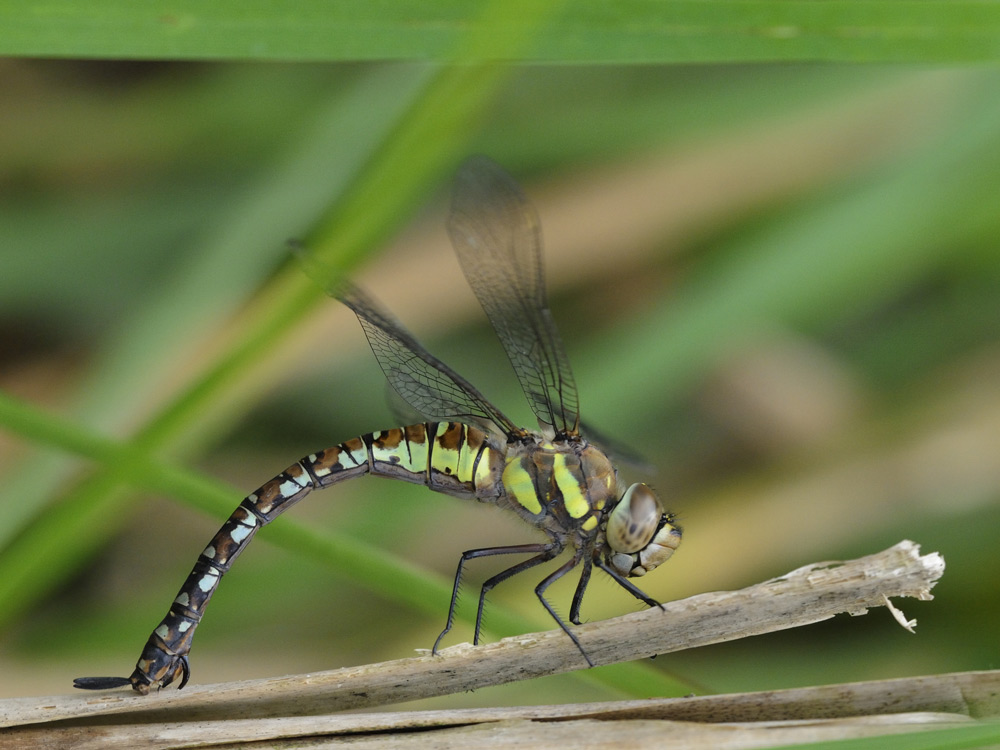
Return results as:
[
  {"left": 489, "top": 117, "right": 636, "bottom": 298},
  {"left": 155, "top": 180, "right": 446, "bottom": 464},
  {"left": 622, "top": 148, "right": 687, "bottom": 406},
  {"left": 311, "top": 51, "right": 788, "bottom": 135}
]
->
[
  {"left": 432, "top": 542, "right": 559, "bottom": 655},
  {"left": 472, "top": 545, "right": 564, "bottom": 646}
]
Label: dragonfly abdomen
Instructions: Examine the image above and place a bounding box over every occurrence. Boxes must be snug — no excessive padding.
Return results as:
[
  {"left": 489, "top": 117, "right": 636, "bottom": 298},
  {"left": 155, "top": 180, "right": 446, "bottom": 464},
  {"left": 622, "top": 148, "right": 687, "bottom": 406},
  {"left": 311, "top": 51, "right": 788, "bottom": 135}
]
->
[
  {"left": 123, "top": 459, "right": 325, "bottom": 692},
  {"left": 348, "top": 422, "right": 504, "bottom": 499},
  {"left": 85, "top": 421, "right": 504, "bottom": 694}
]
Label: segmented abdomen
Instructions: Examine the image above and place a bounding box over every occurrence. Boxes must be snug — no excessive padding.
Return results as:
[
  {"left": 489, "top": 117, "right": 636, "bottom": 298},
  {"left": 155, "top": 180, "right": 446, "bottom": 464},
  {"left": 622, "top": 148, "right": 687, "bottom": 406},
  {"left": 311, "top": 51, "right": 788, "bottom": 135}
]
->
[{"left": 129, "top": 422, "right": 502, "bottom": 693}]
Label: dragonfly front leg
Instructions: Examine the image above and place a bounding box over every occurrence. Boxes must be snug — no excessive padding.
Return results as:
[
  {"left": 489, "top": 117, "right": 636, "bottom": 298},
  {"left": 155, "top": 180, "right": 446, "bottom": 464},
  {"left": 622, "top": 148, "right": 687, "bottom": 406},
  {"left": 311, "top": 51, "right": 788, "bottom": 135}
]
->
[
  {"left": 593, "top": 557, "right": 663, "bottom": 610},
  {"left": 432, "top": 542, "right": 558, "bottom": 654}
]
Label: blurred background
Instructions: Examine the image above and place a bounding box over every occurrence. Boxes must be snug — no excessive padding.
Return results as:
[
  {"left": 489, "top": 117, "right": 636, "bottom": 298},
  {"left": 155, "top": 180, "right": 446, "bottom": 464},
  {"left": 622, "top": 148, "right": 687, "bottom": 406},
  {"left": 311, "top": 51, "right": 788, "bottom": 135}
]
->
[{"left": 1, "top": 60, "right": 999, "bottom": 704}]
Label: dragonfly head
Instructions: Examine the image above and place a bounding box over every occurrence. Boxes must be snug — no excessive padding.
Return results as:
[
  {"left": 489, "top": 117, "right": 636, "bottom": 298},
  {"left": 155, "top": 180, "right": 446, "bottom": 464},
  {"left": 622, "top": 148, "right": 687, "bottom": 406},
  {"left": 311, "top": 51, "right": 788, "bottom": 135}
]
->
[{"left": 604, "top": 483, "right": 682, "bottom": 578}]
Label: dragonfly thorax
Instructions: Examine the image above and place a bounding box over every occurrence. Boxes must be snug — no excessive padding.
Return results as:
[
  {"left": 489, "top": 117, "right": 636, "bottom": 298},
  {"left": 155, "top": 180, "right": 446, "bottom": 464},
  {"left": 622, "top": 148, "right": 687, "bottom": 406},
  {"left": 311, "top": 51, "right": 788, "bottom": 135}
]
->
[
  {"left": 603, "top": 483, "right": 682, "bottom": 578},
  {"left": 499, "top": 434, "right": 618, "bottom": 535}
]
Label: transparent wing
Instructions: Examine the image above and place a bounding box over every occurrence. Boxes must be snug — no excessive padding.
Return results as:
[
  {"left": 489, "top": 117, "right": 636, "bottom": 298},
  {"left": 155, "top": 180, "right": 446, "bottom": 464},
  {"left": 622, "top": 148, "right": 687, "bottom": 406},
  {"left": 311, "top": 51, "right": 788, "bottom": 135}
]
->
[
  {"left": 336, "top": 282, "right": 520, "bottom": 438},
  {"left": 447, "top": 156, "right": 580, "bottom": 435},
  {"left": 578, "top": 418, "right": 656, "bottom": 476}
]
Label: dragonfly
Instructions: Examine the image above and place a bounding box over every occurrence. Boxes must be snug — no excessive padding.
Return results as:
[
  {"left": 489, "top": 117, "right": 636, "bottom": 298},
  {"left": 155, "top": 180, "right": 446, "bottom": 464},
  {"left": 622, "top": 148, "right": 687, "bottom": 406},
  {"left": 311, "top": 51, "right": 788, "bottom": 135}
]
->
[{"left": 74, "top": 156, "right": 682, "bottom": 695}]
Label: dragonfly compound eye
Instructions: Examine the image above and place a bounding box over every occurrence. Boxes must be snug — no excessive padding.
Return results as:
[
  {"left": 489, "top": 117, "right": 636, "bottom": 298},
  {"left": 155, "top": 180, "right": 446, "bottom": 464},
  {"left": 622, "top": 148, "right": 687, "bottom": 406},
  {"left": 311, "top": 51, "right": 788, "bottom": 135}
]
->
[
  {"left": 606, "top": 483, "right": 662, "bottom": 554},
  {"left": 605, "top": 485, "right": 682, "bottom": 577}
]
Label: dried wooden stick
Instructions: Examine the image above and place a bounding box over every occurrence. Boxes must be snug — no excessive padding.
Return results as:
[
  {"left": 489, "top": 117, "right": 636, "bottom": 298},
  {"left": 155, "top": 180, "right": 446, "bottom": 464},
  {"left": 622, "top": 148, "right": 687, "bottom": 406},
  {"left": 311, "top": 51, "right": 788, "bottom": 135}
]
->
[
  {"left": 8, "top": 670, "right": 999, "bottom": 750},
  {"left": 2, "top": 706, "right": 984, "bottom": 750},
  {"left": 1, "top": 539, "right": 943, "bottom": 732}
]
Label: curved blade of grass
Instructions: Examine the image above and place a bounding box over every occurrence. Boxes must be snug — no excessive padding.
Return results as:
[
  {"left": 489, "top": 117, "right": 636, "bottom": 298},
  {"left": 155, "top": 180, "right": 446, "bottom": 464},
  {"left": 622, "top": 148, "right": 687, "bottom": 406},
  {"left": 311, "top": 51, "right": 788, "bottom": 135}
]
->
[
  {"left": 2, "top": 2, "right": 1000, "bottom": 63},
  {"left": 0, "top": 64, "right": 435, "bottom": 549},
  {"left": 0, "top": 0, "right": 547, "bottom": 620}
]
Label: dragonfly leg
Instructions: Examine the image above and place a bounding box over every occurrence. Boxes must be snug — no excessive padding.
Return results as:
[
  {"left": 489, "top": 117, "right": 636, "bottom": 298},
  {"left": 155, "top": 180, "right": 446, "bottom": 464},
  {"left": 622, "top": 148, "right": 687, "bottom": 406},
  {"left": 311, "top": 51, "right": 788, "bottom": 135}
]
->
[
  {"left": 472, "top": 544, "right": 562, "bottom": 646},
  {"left": 568, "top": 557, "right": 594, "bottom": 626},
  {"left": 432, "top": 542, "right": 556, "bottom": 655},
  {"left": 535, "top": 551, "right": 594, "bottom": 667},
  {"left": 594, "top": 557, "right": 664, "bottom": 610}
]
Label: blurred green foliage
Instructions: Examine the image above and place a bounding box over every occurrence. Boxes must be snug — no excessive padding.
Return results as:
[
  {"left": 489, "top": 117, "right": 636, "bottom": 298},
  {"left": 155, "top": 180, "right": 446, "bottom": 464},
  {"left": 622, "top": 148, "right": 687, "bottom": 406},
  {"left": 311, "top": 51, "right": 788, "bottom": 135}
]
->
[
  {"left": 3, "top": 2, "right": 1000, "bottom": 62},
  {"left": 1, "top": 52, "right": 999, "bottom": 738}
]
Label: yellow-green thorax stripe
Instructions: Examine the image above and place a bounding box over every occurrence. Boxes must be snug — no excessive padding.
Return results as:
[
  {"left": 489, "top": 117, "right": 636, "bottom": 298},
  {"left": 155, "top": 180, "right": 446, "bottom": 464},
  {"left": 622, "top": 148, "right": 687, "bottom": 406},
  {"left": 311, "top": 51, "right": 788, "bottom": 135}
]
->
[
  {"left": 553, "top": 453, "right": 589, "bottom": 519},
  {"left": 502, "top": 458, "right": 542, "bottom": 515},
  {"left": 499, "top": 439, "right": 617, "bottom": 526}
]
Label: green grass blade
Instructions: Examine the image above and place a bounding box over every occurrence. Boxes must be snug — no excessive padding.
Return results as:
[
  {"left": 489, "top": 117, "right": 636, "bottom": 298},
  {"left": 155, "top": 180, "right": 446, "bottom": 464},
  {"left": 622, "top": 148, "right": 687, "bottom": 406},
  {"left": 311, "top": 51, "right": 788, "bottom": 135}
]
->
[
  {"left": 3, "top": 2, "right": 1000, "bottom": 62},
  {"left": 770, "top": 721, "right": 1000, "bottom": 750},
  {"left": 0, "top": 388, "right": 458, "bottom": 625},
  {"left": 0, "top": 64, "right": 434, "bottom": 550},
  {"left": 0, "top": 6, "right": 531, "bottom": 621}
]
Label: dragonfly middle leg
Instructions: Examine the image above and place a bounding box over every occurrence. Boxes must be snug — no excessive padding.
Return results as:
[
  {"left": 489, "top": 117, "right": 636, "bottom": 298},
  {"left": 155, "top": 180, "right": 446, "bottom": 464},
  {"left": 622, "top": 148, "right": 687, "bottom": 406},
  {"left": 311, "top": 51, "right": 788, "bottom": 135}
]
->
[
  {"left": 534, "top": 550, "right": 594, "bottom": 667},
  {"left": 568, "top": 555, "right": 594, "bottom": 626}
]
